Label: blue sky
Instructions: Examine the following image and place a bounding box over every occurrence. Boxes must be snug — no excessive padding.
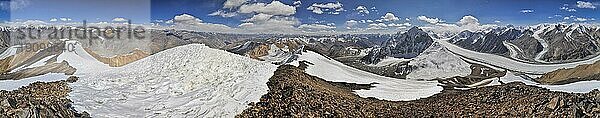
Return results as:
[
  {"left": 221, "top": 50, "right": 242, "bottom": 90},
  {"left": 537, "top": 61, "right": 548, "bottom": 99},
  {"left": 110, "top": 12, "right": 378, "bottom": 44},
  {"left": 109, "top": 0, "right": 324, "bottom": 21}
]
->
[
  {"left": 151, "top": 0, "right": 599, "bottom": 25},
  {"left": 1, "top": 0, "right": 599, "bottom": 33},
  {"left": 5, "top": 0, "right": 151, "bottom": 23}
]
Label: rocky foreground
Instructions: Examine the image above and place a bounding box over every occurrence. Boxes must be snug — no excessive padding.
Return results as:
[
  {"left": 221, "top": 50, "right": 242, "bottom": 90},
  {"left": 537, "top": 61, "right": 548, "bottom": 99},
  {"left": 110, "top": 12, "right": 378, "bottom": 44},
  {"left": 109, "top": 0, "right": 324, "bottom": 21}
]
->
[
  {"left": 0, "top": 80, "right": 89, "bottom": 118},
  {"left": 237, "top": 65, "right": 600, "bottom": 117}
]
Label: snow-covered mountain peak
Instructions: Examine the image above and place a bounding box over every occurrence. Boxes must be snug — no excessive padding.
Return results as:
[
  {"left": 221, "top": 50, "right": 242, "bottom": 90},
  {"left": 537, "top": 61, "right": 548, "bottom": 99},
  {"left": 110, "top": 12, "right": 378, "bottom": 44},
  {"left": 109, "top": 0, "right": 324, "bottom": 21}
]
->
[{"left": 69, "top": 44, "right": 278, "bottom": 117}]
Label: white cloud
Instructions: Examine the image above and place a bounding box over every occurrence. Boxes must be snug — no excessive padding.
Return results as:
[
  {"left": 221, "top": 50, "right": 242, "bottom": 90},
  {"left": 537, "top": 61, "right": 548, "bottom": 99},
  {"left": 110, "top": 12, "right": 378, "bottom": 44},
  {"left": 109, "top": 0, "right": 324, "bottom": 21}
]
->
[
  {"left": 3, "top": 0, "right": 30, "bottom": 11},
  {"left": 355, "top": 5, "right": 369, "bottom": 15},
  {"left": 239, "top": 16, "right": 302, "bottom": 34},
  {"left": 574, "top": 17, "right": 596, "bottom": 22},
  {"left": 242, "top": 13, "right": 273, "bottom": 22},
  {"left": 309, "top": 7, "right": 324, "bottom": 14},
  {"left": 239, "top": 1, "right": 296, "bottom": 16},
  {"left": 170, "top": 14, "right": 236, "bottom": 33},
  {"left": 299, "top": 24, "right": 336, "bottom": 31},
  {"left": 293, "top": 1, "right": 302, "bottom": 7},
  {"left": 520, "top": 9, "right": 534, "bottom": 13},
  {"left": 223, "top": 0, "right": 247, "bottom": 9},
  {"left": 358, "top": 20, "right": 365, "bottom": 23},
  {"left": 112, "top": 17, "right": 128, "bottom": 22},
  {"left": 173, "top": 14, "right": 203, "bottom": 24},
  {"left": 364, "top": 22, "right": 410, "bottom": 30},
  {"left": 457, "top": 15, "right": 479, "bottom": 26},
  {"left": 381, "top": 13, "right": 400, "bottom": 21},
  {"left": 238, "top": 22, "right": 254, "bottom": 27},
  {"left": 346, "top": 19, "right": 358, "bottom": 26},
  {"left": 24, "top": 20, "right": 46, "bottom": 25},
  {"left": 208, "top": 10, "right": 238, "bottom": 17},
  {"left": 49, "top": 18, "right": 58, "bottom": 22},
  {"left": 306, "top": 2, "right": 344, "bottom": 15},
  {"left": 417, "top": 16, "right": 443, "bottom": 24},
  {"left": 560, "top": 7, "right": 577, "bottom": 12},
  {"left": 564, "top": 15, "right": 575, "bottom": 20},
  {"left": 59, "top": 17, "right": 72, "bottom": 22},
  {"left": 494, "top": 20, "right": 501, "bottom": 23},
  {"left": 387, "top": 23, "right": 411, "bottom": 27},
  {"left": 367, "top": 23, "right": 388, "bottom": 30},
  {"left": 577, "top": 1, "right": 596, "bottom": 9},
  {"left": 366, "top": 19, "right": 374, "bottom": 23},
  {"left": 209, "top": 0, "right": 309, "bottom": 34},
  {"left": 420, "top": 15, "right": 498, "bottom": 35}
]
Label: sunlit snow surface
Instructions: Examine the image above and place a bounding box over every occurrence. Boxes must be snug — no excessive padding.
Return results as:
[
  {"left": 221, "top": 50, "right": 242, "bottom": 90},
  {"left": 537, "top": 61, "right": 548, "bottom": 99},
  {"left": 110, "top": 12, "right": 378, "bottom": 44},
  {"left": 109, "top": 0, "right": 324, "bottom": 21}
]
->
[
  {"left": 501, "top": 72, "right": 600, "bottom": 93},
  {"left": 68, "top": 44, "right": 277, "bottom": 117},
  {"left": 0, "top": 40, "right": 109, "bottom": 91},
  {"left": 291, "top": 51, "right": 443, "bottom": 101},
  {"left": 407, "top": 42, "right": 471, "bottom": 80},
  {"left": 0, "top": 45, "right": 20, "bottom": 60},
  {"left": 0, "top": 73, "right": 68, "bottom": 91},
  {"left": 438, "top": 39, "right": 600, "bottom": 92},
  {"left": 438, "top": 39, "right": 600, "bottom": 74}
]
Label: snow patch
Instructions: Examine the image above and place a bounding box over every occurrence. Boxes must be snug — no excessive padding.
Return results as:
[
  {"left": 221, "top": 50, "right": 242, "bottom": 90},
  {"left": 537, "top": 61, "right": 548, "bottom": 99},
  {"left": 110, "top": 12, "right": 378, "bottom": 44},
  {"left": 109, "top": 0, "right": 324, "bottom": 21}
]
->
[
  {"left": 0, "top": 73, "right": 68, "bottom": 91},
  {"left": 438, "top": 39, "right": 600, "bottom": 74},
  {"left": 369, "top": 57, "right": 410, "bottom": 67},
  {"left": 0, "top": 45, "right": 21, "bottom": 60},
  {"left": 69, "top": 44, "right": 277, "bottom": 117},
  {"left": 292, "top": 51, "right": 442, "bottom": 101},
  {"left": 500, "top": 72, "right": 600, "bottom": 93},
  {"left": 407, "top": 42, "right": 471, "bottom": 80}
]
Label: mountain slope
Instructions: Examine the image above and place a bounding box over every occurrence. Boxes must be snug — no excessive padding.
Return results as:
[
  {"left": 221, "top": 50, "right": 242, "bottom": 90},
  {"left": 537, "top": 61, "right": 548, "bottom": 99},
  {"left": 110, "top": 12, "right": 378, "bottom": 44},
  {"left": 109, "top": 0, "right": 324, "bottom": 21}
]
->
[
  {"left": 407, "top": 42, "right": 471, "bottom": 80},
  {"left": 536, "top": 24, "right": 600, "bottom": 62},
  {"left": 69, "top": 44, "right": 277, "bottom": 117},
  {"left": 451, "top": 28, "right": 524, "bottom": 55},
  {"left": 292, "top": 50, "right": 442, "bottom": 101},
  {"left": 362, "top": 27, "right": 434, "bottom": 64}
]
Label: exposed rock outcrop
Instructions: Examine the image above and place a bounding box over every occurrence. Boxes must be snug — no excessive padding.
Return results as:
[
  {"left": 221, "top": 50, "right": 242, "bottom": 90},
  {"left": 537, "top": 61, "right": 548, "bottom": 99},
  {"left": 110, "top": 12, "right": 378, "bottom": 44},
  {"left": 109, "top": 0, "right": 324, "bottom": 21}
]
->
[
  {"left": 538, "top": 60, "right": 600, "bottom": 84},
  {"left": 0, "top": 61, "right": 76, "bottom": 80},
  {"left": 451, "top": 28, "right": 524, "bottom": 55},
  {"left": 362, "top": 27, "right": 434, "bottom": 64},
  {"left": 238, "top": 65, "right": 600, "bottom": 117},
  {"left": 84, "top": 48, "right": 149, "bottom": 67},
  {"left": 0, "top": 81, "right": 89, "bottom": 118}
]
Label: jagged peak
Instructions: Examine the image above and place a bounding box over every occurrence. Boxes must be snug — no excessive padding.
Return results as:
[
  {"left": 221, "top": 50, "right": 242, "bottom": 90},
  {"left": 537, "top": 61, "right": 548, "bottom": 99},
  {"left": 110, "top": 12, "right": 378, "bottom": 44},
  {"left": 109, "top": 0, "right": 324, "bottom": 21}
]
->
[{"left": 407, "top": 26, "right": 422, "bottom": 32}]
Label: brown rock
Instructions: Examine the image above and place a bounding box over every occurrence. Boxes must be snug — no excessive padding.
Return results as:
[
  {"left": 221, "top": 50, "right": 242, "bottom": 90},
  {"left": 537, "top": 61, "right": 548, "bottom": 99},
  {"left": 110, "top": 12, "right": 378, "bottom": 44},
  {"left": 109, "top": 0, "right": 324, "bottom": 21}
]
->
[
  {"left": 547, "top": 97, "right": 560, "bottom": 110},
  {"left": 538, "top": 60, "right": 600, "bottom": 84},
  {"left": 237, "top": 65, "right": 600, "bottom": 117},
  {"left": 67, "top": 76, "right": 79, "bottom": 83},
  {"left": 593, "top": 106, "right": 600, "bottom": 113},
  {"left": 85, "top": 48, "right": 150, "bottom": 67},
  {"left": 0, "top": 99, "right": 9, "bottom": 108}
]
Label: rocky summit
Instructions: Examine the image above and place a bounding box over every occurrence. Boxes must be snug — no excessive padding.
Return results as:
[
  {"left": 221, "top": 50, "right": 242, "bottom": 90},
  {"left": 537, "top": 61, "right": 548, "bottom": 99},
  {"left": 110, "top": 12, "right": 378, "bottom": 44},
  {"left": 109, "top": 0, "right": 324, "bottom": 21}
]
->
[
  {"left": 0, "top": 81, "right": 89, "bottom": 118},
  {"left": 238, "top": 65, "right": 600, "bottom": 117},
  {"left": 362, "top": 26, "right": 434, "bottom": 64}
]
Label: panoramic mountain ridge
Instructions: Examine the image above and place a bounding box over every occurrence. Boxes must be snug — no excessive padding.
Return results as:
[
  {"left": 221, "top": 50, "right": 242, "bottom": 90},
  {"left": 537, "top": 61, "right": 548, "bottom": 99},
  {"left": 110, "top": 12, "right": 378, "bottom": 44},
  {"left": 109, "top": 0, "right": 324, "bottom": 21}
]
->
[
  {"left": 450, "top": 27, "right": 525, "bottom": 55},
  {"left": 362, "top": 27, "right": 434, "bottom": 64},
  {"left": 449, "top": 24, "right": 600, "bottom": 63}
]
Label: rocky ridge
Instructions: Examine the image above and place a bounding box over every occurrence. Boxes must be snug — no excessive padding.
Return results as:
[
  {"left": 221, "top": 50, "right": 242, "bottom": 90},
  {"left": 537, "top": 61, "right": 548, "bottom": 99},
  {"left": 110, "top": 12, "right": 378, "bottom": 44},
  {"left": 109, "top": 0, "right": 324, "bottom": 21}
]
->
[
  {"left": 0, "top": 81, "right": 89, "bottom": 117},
  {"left": 238, "top": 65, "right": 600, "bottom": 117}
]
